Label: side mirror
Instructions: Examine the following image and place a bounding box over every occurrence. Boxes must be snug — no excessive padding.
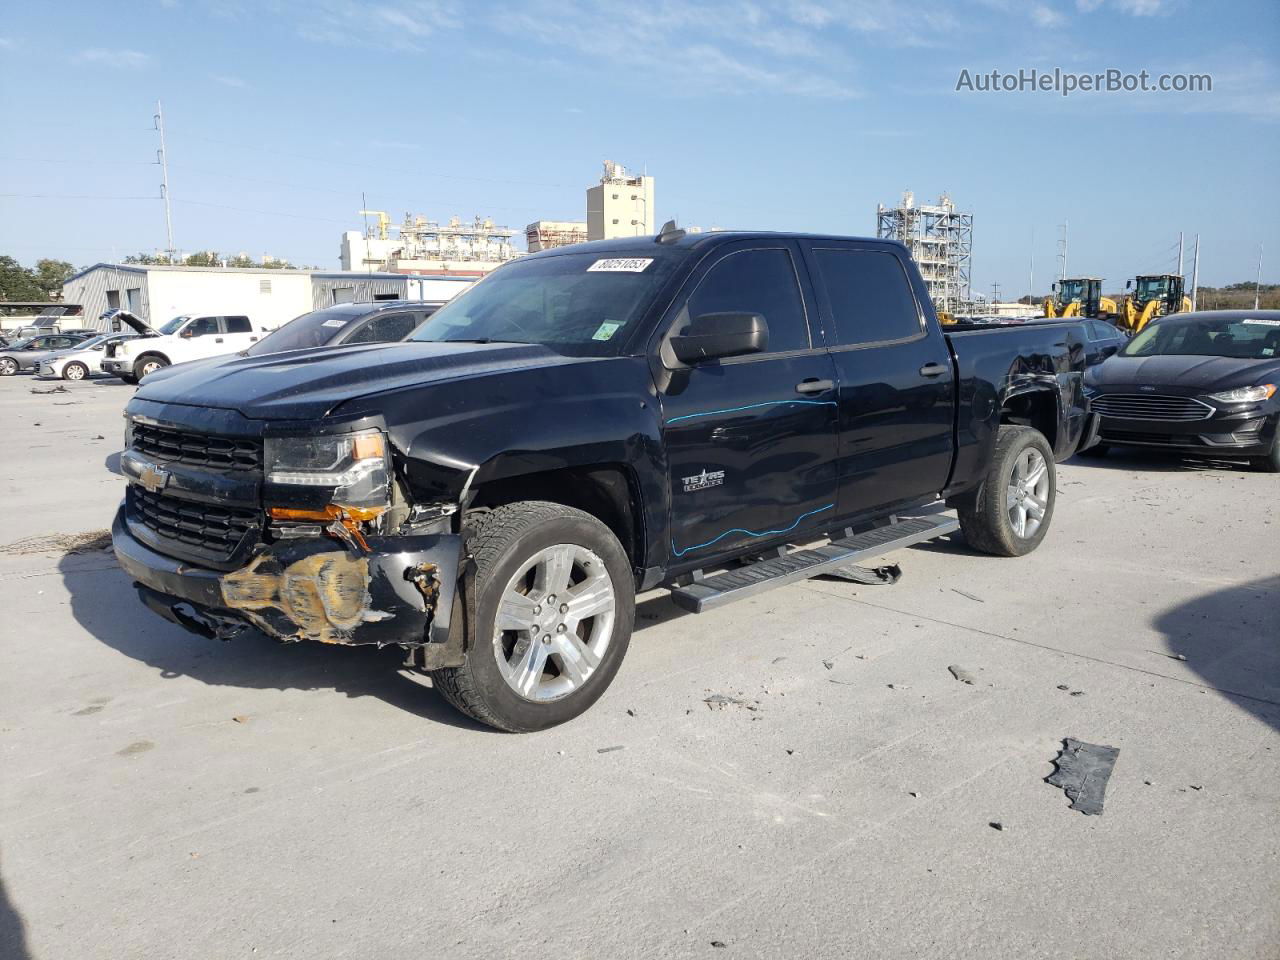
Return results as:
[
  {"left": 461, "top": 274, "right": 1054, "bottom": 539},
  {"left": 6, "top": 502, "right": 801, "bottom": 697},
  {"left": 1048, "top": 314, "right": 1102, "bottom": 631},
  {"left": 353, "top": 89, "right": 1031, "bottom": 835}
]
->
[
  {"left": 670, "top": 312, "right": 768, "bottom": 365},
  {"left": 181, "top": 328, "right": 194, "bottom": 338},
  {"left": 1125, "top": 280, "right": 1132, "bottom": 289},
  {"left": 1051, "top": 282, "right": 1057, "bottom": 292}
]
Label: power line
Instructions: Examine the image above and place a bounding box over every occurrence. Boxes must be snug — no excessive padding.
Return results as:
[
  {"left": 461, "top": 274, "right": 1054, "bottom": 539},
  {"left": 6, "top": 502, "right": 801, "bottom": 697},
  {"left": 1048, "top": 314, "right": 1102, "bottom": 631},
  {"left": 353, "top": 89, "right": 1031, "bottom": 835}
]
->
[{"left": 0, "top": 193, "right": 159, "bottom": 200}]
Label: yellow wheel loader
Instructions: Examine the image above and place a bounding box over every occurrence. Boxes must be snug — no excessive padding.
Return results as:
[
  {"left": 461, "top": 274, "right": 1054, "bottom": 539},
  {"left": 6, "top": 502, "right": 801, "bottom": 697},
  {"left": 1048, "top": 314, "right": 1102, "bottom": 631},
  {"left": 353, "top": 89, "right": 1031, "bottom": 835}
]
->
[
  {"left": 1042, "top": 277, "right": 1118, "bottom": 320},
  {"left": 1120, "top": 274, "right": 1193, "bottom": 333}
]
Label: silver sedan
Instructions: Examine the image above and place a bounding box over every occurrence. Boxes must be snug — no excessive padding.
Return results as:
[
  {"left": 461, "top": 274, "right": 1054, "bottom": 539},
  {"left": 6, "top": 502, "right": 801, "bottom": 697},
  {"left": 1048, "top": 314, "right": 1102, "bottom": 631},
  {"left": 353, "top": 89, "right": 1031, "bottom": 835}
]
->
[
  {"left": 0, "top": 334, "right": 95, "bottom": 376},
  {"left": 36, "top": 333, "right": 140, "bottom": 381}
]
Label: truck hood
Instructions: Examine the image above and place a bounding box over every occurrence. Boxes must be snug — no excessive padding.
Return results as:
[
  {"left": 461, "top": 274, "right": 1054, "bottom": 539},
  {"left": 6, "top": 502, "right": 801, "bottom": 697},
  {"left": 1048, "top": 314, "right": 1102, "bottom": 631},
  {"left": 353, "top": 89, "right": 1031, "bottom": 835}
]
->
[
  {"left": 109, "top": 310, "right": 161, "bottom": 338},
  {"left": 1089, "top": 354, "right": 1280, "bottom": 393},
  {"left": 134, "top": 340, "right": 590, "bottom": 420}
]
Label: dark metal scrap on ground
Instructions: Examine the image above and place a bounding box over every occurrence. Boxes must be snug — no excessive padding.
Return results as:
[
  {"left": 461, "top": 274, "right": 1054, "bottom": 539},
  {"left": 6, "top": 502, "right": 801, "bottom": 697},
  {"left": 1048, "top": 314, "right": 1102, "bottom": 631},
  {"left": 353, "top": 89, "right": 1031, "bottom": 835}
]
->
[{"left": 1046, "top": 738, "right": 1121, "bottom": 816}]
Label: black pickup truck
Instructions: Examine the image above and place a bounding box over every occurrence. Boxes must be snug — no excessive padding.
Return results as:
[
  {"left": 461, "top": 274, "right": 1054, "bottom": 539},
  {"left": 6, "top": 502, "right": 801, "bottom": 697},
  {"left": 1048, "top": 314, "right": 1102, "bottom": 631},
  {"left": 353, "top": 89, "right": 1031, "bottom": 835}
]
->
[{"left": 112, "top": 229, "right": 1097, "bottom": 731}]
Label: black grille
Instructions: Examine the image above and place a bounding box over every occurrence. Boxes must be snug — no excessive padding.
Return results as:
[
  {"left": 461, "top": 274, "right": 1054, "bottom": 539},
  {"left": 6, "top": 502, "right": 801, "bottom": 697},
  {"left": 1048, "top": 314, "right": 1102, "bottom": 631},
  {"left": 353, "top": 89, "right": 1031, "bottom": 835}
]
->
[
  {"left": 133, "top": 423, "right": 262, "bottom": 472},
  {"left": 130, "top": 487, "right": 261, "bottom": 558},
  {"left": 1099, "top": 429, "right": 1187, "bottom": 445},
  {"left": 1092, "top": 394, "right": 1214, "bottom": 422}
]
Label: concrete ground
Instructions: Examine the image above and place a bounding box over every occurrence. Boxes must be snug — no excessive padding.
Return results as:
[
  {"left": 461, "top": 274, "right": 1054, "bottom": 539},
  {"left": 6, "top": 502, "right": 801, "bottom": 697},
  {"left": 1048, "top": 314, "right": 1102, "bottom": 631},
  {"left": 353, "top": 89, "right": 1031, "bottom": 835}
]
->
[{"left": 0, "top": 372, "right": 1276, "bottom": 960}]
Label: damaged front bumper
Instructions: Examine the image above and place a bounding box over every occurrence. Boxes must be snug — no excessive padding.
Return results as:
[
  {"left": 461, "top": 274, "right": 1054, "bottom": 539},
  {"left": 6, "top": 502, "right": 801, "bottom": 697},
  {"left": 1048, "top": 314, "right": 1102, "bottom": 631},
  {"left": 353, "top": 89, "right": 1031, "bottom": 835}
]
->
[{"left": 112, "top": 506, "right": 466, "bottom": 665}]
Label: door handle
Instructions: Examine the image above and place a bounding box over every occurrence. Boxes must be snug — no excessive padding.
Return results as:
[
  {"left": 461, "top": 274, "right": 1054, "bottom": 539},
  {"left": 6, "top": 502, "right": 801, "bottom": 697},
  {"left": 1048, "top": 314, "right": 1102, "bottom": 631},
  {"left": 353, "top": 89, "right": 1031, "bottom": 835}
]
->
[
  {"left": 796, "top": 378, "right": 834, "bottom": 395},
  {"left": 215, "top": 337, "right": 224, "bottom": 343},
  {"left": 918, "top": 362, "right": 947, "bottom": 378},
  {"left": 250, "top": 336, "right": 258, "bottom": 341}
]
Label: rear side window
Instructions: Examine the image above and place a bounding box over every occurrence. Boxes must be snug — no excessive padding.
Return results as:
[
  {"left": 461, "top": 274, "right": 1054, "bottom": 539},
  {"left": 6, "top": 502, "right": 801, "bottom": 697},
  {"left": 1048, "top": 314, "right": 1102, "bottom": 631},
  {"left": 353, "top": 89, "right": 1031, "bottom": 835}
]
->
[
  {"left": 344, "top": 312, "right": 419, "bottom": 345},
  {"left": 687, "top": 248, "right": 810, "bottom": 353},
  {"left": 223, "top": 316, "right": 252, "bottom": 334},
  {"left": 814, "top": 249, "right": 922, "bottom": 346}
]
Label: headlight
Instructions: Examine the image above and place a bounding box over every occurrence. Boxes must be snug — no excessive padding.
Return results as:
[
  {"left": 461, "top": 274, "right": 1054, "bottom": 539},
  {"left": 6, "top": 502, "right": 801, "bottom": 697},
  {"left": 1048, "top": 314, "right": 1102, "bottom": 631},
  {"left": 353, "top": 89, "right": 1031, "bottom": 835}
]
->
[
  {"left": 265, "top": 428, "right": 391, "bottom": 510},
  {"left": 1206, "top": 384, "right": 1276, "bottom": 404},
  {"left": 123, "top": 416, "right": 134, "bottom": 449}
]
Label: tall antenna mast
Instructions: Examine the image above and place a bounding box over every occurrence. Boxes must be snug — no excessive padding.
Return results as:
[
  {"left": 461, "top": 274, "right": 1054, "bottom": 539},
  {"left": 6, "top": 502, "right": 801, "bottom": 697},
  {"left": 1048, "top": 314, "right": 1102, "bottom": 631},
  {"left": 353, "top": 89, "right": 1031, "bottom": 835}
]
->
[
  {"left": 155, "top": 101, "right": 176, "bottom": 262},
  {"left": 1255, "top": 244, "right": 1264, "bottom": 310},
  {"left": 1189, "top": 235, "right": 1200, "bottom": 311},
  {"left": 1057, "top": 221, "right": 1068, "bottom": 281},
  {"left": 1177, "top": 231, "right": 1184, "bottom": 277}
]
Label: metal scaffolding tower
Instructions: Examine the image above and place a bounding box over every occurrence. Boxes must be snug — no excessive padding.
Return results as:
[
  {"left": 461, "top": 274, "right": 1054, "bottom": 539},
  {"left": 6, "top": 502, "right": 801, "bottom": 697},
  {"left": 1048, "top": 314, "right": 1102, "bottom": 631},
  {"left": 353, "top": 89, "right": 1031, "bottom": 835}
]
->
[{"left": 876, "top": 191, "right": 973, "bottom": 315}]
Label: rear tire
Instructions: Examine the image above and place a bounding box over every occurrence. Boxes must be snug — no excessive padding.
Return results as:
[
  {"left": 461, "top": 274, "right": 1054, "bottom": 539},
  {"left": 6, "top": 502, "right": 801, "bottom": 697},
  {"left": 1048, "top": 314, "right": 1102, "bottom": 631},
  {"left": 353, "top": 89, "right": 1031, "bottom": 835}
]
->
[
  {"left": 63, "top": 362, "right": 89, "bottom": 381},
  {"left": 430, "top": 501, "right": 634, "bottom": 732},
  {"left": 958, "top": 426, "right": 1056, "bottom": 558},
  {"left": 0, "top": 357, "right": 17, "bottom": 376}
]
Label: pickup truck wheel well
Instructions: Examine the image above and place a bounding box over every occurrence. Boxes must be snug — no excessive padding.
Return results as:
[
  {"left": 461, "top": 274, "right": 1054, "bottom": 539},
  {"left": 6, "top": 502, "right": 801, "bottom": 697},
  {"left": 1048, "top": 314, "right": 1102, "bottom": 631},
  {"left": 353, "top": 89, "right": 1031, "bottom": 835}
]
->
[
  {"left": 999, "top": 391, "right": 1058, "bottom": 451},
  {"left": 468, "top": 466, "right": 642, "bottom": 572},
  {"left": 135, "top": 351, "right": 171, "bottom": 371}
]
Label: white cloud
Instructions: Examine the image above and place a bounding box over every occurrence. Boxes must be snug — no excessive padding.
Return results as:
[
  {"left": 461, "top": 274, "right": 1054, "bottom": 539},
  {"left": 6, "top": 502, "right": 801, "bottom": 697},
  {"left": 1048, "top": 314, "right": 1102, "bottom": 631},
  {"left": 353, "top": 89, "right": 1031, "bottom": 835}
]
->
[
  {"left": 300, "top": 0, "right": 460, "bottom": 48},
  {"left": 74, "top": 48, "right": 150, "bottom": 68},
  {"left": 1076, "top": 0, "right": 1169, "bottom": 14},
  {"left": 1031, "top": 4, "right": 1065, "bottom": 26}
]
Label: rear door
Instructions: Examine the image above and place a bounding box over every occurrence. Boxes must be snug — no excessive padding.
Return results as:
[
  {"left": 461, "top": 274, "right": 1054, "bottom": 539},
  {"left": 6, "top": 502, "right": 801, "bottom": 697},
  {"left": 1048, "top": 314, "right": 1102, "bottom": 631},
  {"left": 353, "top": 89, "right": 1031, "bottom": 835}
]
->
[
  {"left": 219, "top": 315, "right": 259, "bottom": 352},
  {"left": 659, "top": 241, "right": 839, "bottom": 566},
  {"left": 801, "top": 242, "right": 956, "bottom": 519}
]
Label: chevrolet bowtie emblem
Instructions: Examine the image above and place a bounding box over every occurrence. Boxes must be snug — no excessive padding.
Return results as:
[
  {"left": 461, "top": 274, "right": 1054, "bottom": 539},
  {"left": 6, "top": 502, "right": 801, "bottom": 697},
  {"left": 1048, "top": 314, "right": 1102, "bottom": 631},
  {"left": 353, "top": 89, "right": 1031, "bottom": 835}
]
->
[{"left": 139, "top": 463, "right": 170, "bottom": 494}]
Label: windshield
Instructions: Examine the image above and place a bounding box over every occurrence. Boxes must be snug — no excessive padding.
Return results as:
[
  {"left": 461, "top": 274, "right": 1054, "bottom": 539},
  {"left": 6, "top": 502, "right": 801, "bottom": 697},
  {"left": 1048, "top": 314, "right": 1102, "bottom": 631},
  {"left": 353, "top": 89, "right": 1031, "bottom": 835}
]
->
[
  {"left": 1134, "top": 277, "right": 1167, "bottom": 301},
  {"left": 158, "top": 315, "right": 191, "bottom": 336},
  {"left": 1122, "top": 316, "right": 1280, "bottom": 360},
  {"left": 246, "top": 310, "right": 345, "bottom": 356},
  {"left": 1059, "top": 280, "right": 1087, "bottom": 303},
  {"left": 409, "top": 251, "right": 681, "bottom": 355},
  {"left": 71, "top": 335, "right": 109, "bottom": 350}
]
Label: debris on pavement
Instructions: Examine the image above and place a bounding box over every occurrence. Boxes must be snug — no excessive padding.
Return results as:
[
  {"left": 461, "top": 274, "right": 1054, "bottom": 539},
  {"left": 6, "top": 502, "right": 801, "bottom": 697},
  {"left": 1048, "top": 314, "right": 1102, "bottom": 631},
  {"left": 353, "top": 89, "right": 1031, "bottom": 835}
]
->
[
  {"left": 232, "top": 715, "right": 249, "bottom": 724},
  {"left": 711, "top": 941, "right": 728, "bottom": 949},
  {"left": 822, "top": 562, "right": 901, "bottom": 585},
  {"left": 989, "top": 821, "right": 1004, "bottom": 831},
  {"left": 597, "top": 745, "right": 625, "bottom": 754},
  {"left": 30, "top": 384, "right": 68, "bottom": 394},
  {"left": 886, "top": 683, "right": 910, "bottom": 691},
  {"left": 703, "top": 693, "right": 759, "bottom": 711},
  {"left": 822, "top": 659, "right": 834, "bottom": 670},
  {"left": 951, "top": 588, "right": 984, "bottom": 603},
  {"left": 1056, "top": 684, "right": 1070, "bottom": 690},
  {"left": 1150, "top": 651, "right": 1188, "bottom": 661},
  {"left": 626, "top": 708, "right": 637, "bottom": 717},
  {"left": 948, "top": 664, "right": 978, "bottom": 685},
  {"left": 1046, "top": 737, "right": 1120, "bottom": 816},
  {"left": 0, "top": 529, "right": 112, "bottom": 556}
]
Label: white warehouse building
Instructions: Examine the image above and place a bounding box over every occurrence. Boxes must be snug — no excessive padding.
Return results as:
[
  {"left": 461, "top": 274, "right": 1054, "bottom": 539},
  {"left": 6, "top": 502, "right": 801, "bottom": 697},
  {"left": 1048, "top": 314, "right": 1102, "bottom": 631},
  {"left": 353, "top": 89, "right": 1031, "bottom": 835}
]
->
[{"left": 63, "top": 264, "right": 473, "bottom": 332}]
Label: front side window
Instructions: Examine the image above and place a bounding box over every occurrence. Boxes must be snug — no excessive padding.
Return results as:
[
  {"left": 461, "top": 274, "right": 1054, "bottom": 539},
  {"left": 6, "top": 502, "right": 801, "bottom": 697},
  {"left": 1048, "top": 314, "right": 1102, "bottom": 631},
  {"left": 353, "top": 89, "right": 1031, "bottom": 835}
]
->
[
  {"left": 345, "top": 312, "right": 418, "bottom": 345},
  {"left": 187, "top": 317, "right": 220, "bottom": 337},
  {"left": 814, "top": 249, "right": 922, "bottom": 346},
  {"left": 686, "top": 248, "right": 810, "bottom": 354}
]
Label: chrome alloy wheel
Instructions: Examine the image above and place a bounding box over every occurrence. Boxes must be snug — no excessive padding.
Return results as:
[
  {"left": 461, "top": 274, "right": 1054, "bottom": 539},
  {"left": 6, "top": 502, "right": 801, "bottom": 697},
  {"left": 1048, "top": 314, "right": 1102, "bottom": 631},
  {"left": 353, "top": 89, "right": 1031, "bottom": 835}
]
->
[
  {"left": 492, "top": 543, "right": 617, "bottom": 702},
  {"left": 1007, "top": 448, "right": 1050, "bottom": 539}
]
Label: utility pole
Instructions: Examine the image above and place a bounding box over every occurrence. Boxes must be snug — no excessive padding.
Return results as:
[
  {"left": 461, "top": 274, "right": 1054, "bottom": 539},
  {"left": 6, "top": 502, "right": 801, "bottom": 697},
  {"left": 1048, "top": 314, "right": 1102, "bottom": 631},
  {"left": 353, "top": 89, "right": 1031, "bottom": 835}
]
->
[
  {"left": 990, "top": 281, "right": 1002, "bottom": 306},
  {"left": 1255, "top": 244, "right": 1264, "bottom": 310},
  {"left": 1057, "top": 221, "right": 1068, "bottom": 281},
  {"left": 1177, "top": 231, "right": 1184, "bottom": 278},
  {"left": 1029, "top": 224, "right": 1035, "bottom": 304},
  {"left": 154, "top": 101, "right": 176, "bottom": 262},
  {"left": 1190, "top": 234, "right": 1200, "bottom": 311}
]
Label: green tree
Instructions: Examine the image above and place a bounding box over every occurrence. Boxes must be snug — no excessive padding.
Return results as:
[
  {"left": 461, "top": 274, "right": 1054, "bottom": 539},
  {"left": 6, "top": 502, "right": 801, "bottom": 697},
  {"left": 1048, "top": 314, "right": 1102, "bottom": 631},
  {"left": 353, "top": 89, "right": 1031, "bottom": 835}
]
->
[
  {"left": 33, "top": 259, "right": 75, "bottom": 298},
  {"left": 183, "top": 251, "right": 221, "bottom": 267},
  {"left": 0, "top": 255, "right": 45, "bottom": 301},
  {"left": 123, "top": 252, "right": 174, "bottom": 265}
]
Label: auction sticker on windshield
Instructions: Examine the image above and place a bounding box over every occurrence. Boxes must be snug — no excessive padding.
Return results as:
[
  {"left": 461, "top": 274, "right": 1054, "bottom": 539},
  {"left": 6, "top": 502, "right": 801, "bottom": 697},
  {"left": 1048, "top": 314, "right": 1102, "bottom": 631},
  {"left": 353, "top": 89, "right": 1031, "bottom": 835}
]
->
[
  {"left": 1242, "top": 318, "right": 1280, "bottom": 326},
  {"left": 587, "top": 258, "right": 654, "bottom": 273}
]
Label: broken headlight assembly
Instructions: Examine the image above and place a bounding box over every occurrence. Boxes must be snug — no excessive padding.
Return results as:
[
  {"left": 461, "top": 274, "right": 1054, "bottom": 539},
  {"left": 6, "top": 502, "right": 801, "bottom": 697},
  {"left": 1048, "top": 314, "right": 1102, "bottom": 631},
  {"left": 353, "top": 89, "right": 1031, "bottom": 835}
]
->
[{"left": 265, "top": 428, "right": 392, "bottom": 513}]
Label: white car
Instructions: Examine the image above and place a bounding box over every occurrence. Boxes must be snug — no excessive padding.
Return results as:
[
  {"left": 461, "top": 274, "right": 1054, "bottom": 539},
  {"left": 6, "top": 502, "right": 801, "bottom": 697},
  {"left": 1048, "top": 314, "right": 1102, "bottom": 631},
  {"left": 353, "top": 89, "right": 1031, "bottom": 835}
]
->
[
  {"left": 101, "top": 311, "right": 266, "bottom": 384},
  {"left": 36, "top": 333, "right": 140, "bottom": 381}
]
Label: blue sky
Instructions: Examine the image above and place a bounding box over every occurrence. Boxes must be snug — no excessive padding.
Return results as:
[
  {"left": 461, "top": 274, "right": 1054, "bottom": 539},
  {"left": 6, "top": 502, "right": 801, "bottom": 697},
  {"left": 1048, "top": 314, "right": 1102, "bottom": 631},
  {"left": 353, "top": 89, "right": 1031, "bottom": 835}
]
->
[{"left": 1, "top": 0, "right": 1277, "bottom": 296}]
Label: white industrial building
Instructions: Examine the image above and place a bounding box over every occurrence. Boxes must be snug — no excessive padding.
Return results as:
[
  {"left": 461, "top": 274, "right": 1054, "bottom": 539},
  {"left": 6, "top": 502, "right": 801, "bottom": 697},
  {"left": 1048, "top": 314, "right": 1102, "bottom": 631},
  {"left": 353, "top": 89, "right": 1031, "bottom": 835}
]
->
[
  {"left": 63, "top": 264, "right": 472, "bottom": 332},
  {"left": 526, "top": 220, "right": 590, "bottom": 252},
  {"left": 339, "top": 214, "right": 519, "bottom": 277},
  {"left": 587, "top": 161, "right": 655, "bottom": 241}
]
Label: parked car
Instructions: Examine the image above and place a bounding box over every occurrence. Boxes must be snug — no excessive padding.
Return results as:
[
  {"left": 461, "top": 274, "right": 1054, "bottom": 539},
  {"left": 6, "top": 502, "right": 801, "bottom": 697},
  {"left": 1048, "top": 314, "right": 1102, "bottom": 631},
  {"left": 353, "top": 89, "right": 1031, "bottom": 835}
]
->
[
  {"left": 244, "top": 301, "right": 444, "bottom": 357},
  {"left": 35, "top": 333, "right": 140, "bottom": 381},
  {"left": 1083, "top": 309, "right": 1280, "bottom": 471},
  {"left": 0, "top": 333, "right": 95, "bottom": 376},
  {"left": 1082, "top": 318, "right": 1128, "bottom": 368},
  {"left": 100, "top": 310, "right": 267, "bottom": 383},
  {"left": 7, "top": 304, "right": 87, "bottom": 339},
  {"left": 112, "top": 229, "right": 1098, "bottom": 731}
]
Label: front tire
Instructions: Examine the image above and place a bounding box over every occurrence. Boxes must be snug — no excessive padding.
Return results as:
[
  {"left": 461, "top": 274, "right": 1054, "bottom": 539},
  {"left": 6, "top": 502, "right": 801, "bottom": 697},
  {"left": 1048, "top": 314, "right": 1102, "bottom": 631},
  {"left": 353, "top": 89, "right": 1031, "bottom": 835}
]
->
[
  {"left": 136, "top": 355, "right": 168, "bottom": 379},
  {"left": 117, "top": 373, "right": 139, "bottom": 385},
  {"left": 0, "top": 357, "right": 17, "bottom": 376},
  {"left": 1252, "top": 430, "right": 1280, "bottom": 473},
  {"left": 430, "top": 501, "right": 635, "bottom": 732},
  {"left": 958, "top": 426, "right": 1057, "bottom": 557},
  {"left": 63, "top": 361, "right": 89, "bottom": 381}
]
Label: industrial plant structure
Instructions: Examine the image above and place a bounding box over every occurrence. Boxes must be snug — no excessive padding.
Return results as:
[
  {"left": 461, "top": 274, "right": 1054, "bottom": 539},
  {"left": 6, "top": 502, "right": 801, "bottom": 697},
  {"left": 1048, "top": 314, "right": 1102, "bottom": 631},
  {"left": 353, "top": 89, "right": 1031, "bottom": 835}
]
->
[
  {"left": 526, "top": 220, "right": 590, "bottom": 252},
  {"left": 876, "top": 191, "right": 973, "bottom": 316},
  {"left": 340, "top": 213, "right": 520, "bottom": 277}
]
